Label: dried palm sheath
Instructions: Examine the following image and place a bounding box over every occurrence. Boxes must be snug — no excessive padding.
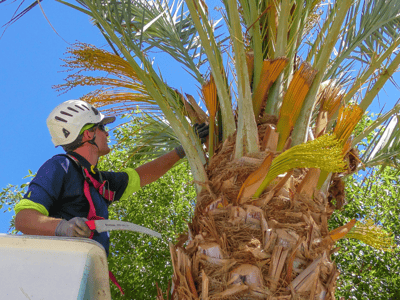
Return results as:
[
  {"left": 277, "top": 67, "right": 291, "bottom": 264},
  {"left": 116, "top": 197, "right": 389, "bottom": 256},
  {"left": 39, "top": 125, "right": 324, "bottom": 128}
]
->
[
  {"left": 252, "top": 58, "right": 288, "bottom": 118},
  {"left": 165, "top": 120, "right": 356, "bottom": 300},
  {"left": 276, "top": 63, "right": 317, "bottom": 151}
]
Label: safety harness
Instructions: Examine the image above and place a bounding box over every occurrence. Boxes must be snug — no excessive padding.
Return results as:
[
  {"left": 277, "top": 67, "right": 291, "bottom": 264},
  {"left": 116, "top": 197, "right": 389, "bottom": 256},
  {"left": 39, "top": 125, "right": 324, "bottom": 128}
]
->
[{"left": 65, "top": 154, "right": 124, "bottom": 295}]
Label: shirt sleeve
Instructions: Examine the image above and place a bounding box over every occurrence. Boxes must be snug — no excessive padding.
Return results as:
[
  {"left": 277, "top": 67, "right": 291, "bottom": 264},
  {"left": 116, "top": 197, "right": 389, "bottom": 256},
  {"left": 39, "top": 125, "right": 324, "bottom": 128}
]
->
[
  {"left": 14, "top": 199, "right": 49, "bottom": 216},
  {"left": 101, "top": 168, "right": 141, "bottom": 202},
  {"left": 14, "top": 156, "right": 68, "bottom": 216},
  {"left": 121, "top": 168, "right": 141, "bottom": 200}
]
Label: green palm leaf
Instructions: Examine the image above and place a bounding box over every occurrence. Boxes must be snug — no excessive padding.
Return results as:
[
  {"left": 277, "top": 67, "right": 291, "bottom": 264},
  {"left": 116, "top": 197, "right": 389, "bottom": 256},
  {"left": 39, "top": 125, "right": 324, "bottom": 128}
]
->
[
  {"left": 120, "top": 113, "right": 183, "bottom": 166},
  {"left": 362, "top": 113, "right": 400, "bottom": 168}
]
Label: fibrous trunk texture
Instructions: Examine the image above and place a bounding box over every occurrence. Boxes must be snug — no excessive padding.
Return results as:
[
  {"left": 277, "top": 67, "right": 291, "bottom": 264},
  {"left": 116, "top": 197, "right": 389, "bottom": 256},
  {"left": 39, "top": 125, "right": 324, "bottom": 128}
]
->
[{"left": 159, "top": 120, "right": 341, "bottom": 300}]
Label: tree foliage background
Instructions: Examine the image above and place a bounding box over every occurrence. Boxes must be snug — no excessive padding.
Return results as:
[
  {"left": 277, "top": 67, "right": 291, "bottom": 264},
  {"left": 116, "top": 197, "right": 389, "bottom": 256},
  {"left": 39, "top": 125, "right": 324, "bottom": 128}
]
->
[
  {"left": 331, "top": 168, "right": 400, "bottom": 300},
  {"left": 0, "top": 116, "right": 398, "bottom": 299}
]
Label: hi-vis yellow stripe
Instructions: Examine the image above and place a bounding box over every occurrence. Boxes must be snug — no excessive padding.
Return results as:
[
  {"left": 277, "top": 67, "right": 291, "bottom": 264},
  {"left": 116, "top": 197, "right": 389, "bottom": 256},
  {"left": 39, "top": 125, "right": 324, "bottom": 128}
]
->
[{"left": 14, "top": 199, "right": 49, "bottom": 216}]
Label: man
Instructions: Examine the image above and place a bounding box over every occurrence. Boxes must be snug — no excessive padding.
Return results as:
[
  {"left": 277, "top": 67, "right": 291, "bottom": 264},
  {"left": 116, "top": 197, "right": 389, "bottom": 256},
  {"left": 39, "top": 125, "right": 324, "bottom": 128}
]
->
[{"left": 14, "top": 100, "right": 208, "bottom": 257}]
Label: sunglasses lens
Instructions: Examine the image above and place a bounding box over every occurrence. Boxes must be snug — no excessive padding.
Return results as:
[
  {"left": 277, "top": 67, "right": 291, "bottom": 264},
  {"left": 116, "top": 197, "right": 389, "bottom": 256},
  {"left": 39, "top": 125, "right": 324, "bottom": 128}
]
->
[{"left": 98, "top": 124, "right": 106, "bottom": 131}]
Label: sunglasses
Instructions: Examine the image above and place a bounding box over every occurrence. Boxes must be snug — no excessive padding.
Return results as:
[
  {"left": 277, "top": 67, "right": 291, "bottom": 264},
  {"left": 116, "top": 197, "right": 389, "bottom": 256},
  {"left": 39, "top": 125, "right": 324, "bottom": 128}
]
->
[{"left": 97, "top": 124, "right": 107, "bottom": 132}]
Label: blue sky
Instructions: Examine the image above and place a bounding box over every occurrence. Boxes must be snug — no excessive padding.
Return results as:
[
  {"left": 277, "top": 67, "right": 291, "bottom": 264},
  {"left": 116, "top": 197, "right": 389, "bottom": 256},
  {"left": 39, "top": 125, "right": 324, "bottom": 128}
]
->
[
  {"left": 0, "top": 1, "right": 399, "bottom": 233},
  {"left": 0, "top": 2, "right": 106, "bottom": 232}
]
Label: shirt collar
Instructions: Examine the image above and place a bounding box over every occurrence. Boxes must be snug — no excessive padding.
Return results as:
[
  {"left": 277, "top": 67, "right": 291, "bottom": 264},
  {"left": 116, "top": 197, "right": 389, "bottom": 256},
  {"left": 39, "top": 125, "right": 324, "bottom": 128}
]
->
[{"left": 67, "top": 151, "right": 98, "bottom": 173}]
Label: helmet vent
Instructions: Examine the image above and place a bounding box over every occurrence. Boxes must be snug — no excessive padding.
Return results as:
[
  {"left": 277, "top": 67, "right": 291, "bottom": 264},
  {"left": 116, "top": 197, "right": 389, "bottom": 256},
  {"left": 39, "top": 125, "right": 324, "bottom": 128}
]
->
[
  {"left": 62, "top": 128, "right": 70, "bottom": 138},
  {"left": 82, "top": 104, "right": 89, "bottom": 110},
  {"left": 67, "top": 107, "right": 79, "bottom": 113},
  {"left": 60, "top": 111, "right": 73, "bottom": 117},
  {"left": 91, "top": 107, "right": 99, "bottom": 115},
  {"left": 75, "top": 105, "right": 85, "bottom": 111},
  {"left": 55, "top": 116, "right": 67, "bottom": 123}
]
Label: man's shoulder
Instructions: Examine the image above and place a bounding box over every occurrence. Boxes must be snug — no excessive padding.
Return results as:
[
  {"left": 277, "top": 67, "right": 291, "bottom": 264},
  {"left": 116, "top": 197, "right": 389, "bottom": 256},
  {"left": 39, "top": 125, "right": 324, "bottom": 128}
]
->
[{"left": 39, "top": 154, "right": 78, "bottom": 174}]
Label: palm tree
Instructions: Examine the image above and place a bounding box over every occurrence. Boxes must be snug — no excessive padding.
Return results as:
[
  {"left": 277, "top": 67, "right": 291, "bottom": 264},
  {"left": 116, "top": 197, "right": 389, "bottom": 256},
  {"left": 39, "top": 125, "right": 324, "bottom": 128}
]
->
[{"left": 7, "top": 0, "right": 400, "bottom": 298}]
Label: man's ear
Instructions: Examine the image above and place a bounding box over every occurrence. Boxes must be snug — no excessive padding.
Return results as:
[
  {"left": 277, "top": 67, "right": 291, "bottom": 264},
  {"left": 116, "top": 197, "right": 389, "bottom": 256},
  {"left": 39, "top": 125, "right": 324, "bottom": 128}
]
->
[{"left": 82, "top": 130, "right": 94, "bottom": 142}]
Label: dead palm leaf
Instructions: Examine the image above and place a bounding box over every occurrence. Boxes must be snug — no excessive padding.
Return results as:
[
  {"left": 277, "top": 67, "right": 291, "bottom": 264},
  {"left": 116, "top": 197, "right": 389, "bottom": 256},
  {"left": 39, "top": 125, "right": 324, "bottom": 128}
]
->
[
  {"left": 276, "top": 63, "right": 317, "bottom": 151},
  {"left": 252, "top": 58, "right": 288, "bottom": 119},
  {"left": 334, "top": 104, "right": 364, "bottom": 145},
  {"left": 202, "top": 75, "right": 218, "bottom": 157}
]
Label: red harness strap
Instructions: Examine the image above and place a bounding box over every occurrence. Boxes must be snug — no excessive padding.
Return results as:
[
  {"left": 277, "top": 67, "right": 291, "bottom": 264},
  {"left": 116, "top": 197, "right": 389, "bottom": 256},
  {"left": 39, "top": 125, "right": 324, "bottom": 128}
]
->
[
  {"left": 82, "top": 169, "right": 106, "bottom": 239},
  {"left": 67, "top": 155, "right": 124, "bottom": 295}
]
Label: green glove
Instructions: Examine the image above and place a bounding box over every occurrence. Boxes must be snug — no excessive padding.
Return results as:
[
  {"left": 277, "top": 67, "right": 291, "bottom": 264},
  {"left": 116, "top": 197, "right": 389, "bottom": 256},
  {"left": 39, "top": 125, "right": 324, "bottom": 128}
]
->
[{"left": 55, "top": 217, "right": 91, "bottom": 237}]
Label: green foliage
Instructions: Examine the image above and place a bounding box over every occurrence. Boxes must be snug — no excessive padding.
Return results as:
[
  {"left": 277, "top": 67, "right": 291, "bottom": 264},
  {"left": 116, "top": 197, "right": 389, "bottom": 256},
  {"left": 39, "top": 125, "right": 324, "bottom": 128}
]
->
[
  {"left": 0, "top": 171, "right": 34, "bottom": 233},
  {"left": 330, "top": 168, "right": 400, "bottom": 299}
]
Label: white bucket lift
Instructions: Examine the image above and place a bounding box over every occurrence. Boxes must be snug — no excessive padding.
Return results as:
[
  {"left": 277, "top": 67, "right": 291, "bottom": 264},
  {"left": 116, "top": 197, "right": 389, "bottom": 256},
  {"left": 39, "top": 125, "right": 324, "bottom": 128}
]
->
[{"left": 0, "top": 234, "right": 111, "bottom": 300}]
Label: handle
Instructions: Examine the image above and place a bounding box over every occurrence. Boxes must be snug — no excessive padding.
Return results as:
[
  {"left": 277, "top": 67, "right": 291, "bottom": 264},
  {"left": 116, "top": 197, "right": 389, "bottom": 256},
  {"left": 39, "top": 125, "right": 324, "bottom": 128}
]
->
[{"left": 85, "top": 220, "right": 96, "bottom": 231}]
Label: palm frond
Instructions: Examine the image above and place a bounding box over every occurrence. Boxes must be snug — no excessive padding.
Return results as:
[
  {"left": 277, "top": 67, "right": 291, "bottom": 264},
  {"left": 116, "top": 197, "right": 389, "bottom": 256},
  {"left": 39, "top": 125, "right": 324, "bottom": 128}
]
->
[
  {"left": 254, "top": 134, "right": 346, "bottom": 198},
  {"left": 252, "top": 58, "right": 288, "bottom": 119},
  {"left": 55, "top": 43, "right": 159, "bottom": 114},
  {"left": 346, "top": 219, "right": 394, "bottom": 251},
  {"left": 292, "top": 0, "right": 354, "bottom": 147},
  {"left": 202, "top": 75, "right": 218, "bottom": 156},
  {"left": 1, "top": 0, "right": 42, "bottom": 29},
  {"left": 61, "top": 2, "right": 209, "bottom": 184},
  {"left": 185, "top": 0, "right": 236, "bottom": 138},
  {"left": 326, "top": 0, "right": 400, "bottom": 79},
  {"left": 353, "top": 102, "right": 400, "bottom": 146},
  {"left": 362, "top": 114, "right": 400, "bottom": 168},
  {"left": 120, "top": 113, "right": 183, "bottom": 166}
]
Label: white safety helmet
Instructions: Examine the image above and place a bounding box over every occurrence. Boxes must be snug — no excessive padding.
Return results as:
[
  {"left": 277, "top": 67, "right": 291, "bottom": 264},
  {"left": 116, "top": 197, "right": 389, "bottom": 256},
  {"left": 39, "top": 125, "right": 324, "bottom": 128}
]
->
[{"left": 47, "top": 100, "right": 115, "bottom": 147}]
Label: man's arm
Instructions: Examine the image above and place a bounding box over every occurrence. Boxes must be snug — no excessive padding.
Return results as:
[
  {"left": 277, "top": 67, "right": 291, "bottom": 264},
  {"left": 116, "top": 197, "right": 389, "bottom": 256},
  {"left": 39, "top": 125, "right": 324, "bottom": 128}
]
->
[
  {"left": 15, "top": 209, "right": 61, "bottom": 236},
  {"left": 135, "top": 123, "right": 209, "bottom": 187},
  {"left": 15, "top": 209, "right": 91, "bottom": 237},
  {"left": 135, "top": 149, "right": 181, "bottom": 187}
]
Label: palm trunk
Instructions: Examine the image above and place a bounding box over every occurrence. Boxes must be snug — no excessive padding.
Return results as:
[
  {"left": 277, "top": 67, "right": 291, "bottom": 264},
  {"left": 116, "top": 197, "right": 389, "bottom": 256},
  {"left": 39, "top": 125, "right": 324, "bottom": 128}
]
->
[{"left": 161, "top": 122, "right": 340, "bottom": 300}]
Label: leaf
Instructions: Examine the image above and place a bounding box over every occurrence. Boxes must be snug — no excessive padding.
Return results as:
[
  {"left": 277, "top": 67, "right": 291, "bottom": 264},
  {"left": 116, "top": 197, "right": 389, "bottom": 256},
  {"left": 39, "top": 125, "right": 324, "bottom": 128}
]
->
[
  {"left": 334, "top": 104, "right": 364, "bottom": 145},
  {"left": 254, "top": 134, "right": 346, "bottom": 197},
  {"left": 346, "top": 219, "right": 395, "bottom": 252},
  {"left": 237, "top": 153, "right": 274, "bottom": 201},
  {"left": 252, "top": 58, "right": 288, "bottom": 119},
  {"left": 276, "top": 63, "right": 317, "bottom": 151}
]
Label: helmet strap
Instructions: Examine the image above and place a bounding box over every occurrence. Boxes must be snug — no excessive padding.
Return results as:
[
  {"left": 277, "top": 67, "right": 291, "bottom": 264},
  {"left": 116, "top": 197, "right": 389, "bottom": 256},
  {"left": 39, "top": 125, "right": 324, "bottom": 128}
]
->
[
  {"left": 86, "top": 132, "right": 99, "bottom": 149},
  {"left": 74, "top": 131, "right": 99, "bottom": 150}
]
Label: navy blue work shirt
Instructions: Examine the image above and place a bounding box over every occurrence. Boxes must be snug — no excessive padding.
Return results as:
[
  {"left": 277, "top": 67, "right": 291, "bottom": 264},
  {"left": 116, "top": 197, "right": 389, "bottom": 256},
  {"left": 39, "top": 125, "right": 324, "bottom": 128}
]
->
[{"left": 16, "top": 152, "right": 133, "bottom": 256}]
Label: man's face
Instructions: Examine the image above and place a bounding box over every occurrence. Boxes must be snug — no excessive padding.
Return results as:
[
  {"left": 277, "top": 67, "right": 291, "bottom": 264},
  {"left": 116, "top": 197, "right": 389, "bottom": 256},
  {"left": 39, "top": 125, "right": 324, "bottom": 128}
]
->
[{"left": 95, "top": 124, "right": 110, "bottom": 156}]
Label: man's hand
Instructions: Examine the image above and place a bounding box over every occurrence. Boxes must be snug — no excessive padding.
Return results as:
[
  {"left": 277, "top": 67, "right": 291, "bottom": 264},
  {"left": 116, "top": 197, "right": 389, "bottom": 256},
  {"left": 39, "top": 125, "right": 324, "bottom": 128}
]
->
[
  {"left": 193, "top": 123, "right": 209, "bottom": 144},
  {"left": 175, "top": 123, "right": 210, "bottom": 159},
  {"left": 55, "top": 217, "right": 91, "bottom": 237}
]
